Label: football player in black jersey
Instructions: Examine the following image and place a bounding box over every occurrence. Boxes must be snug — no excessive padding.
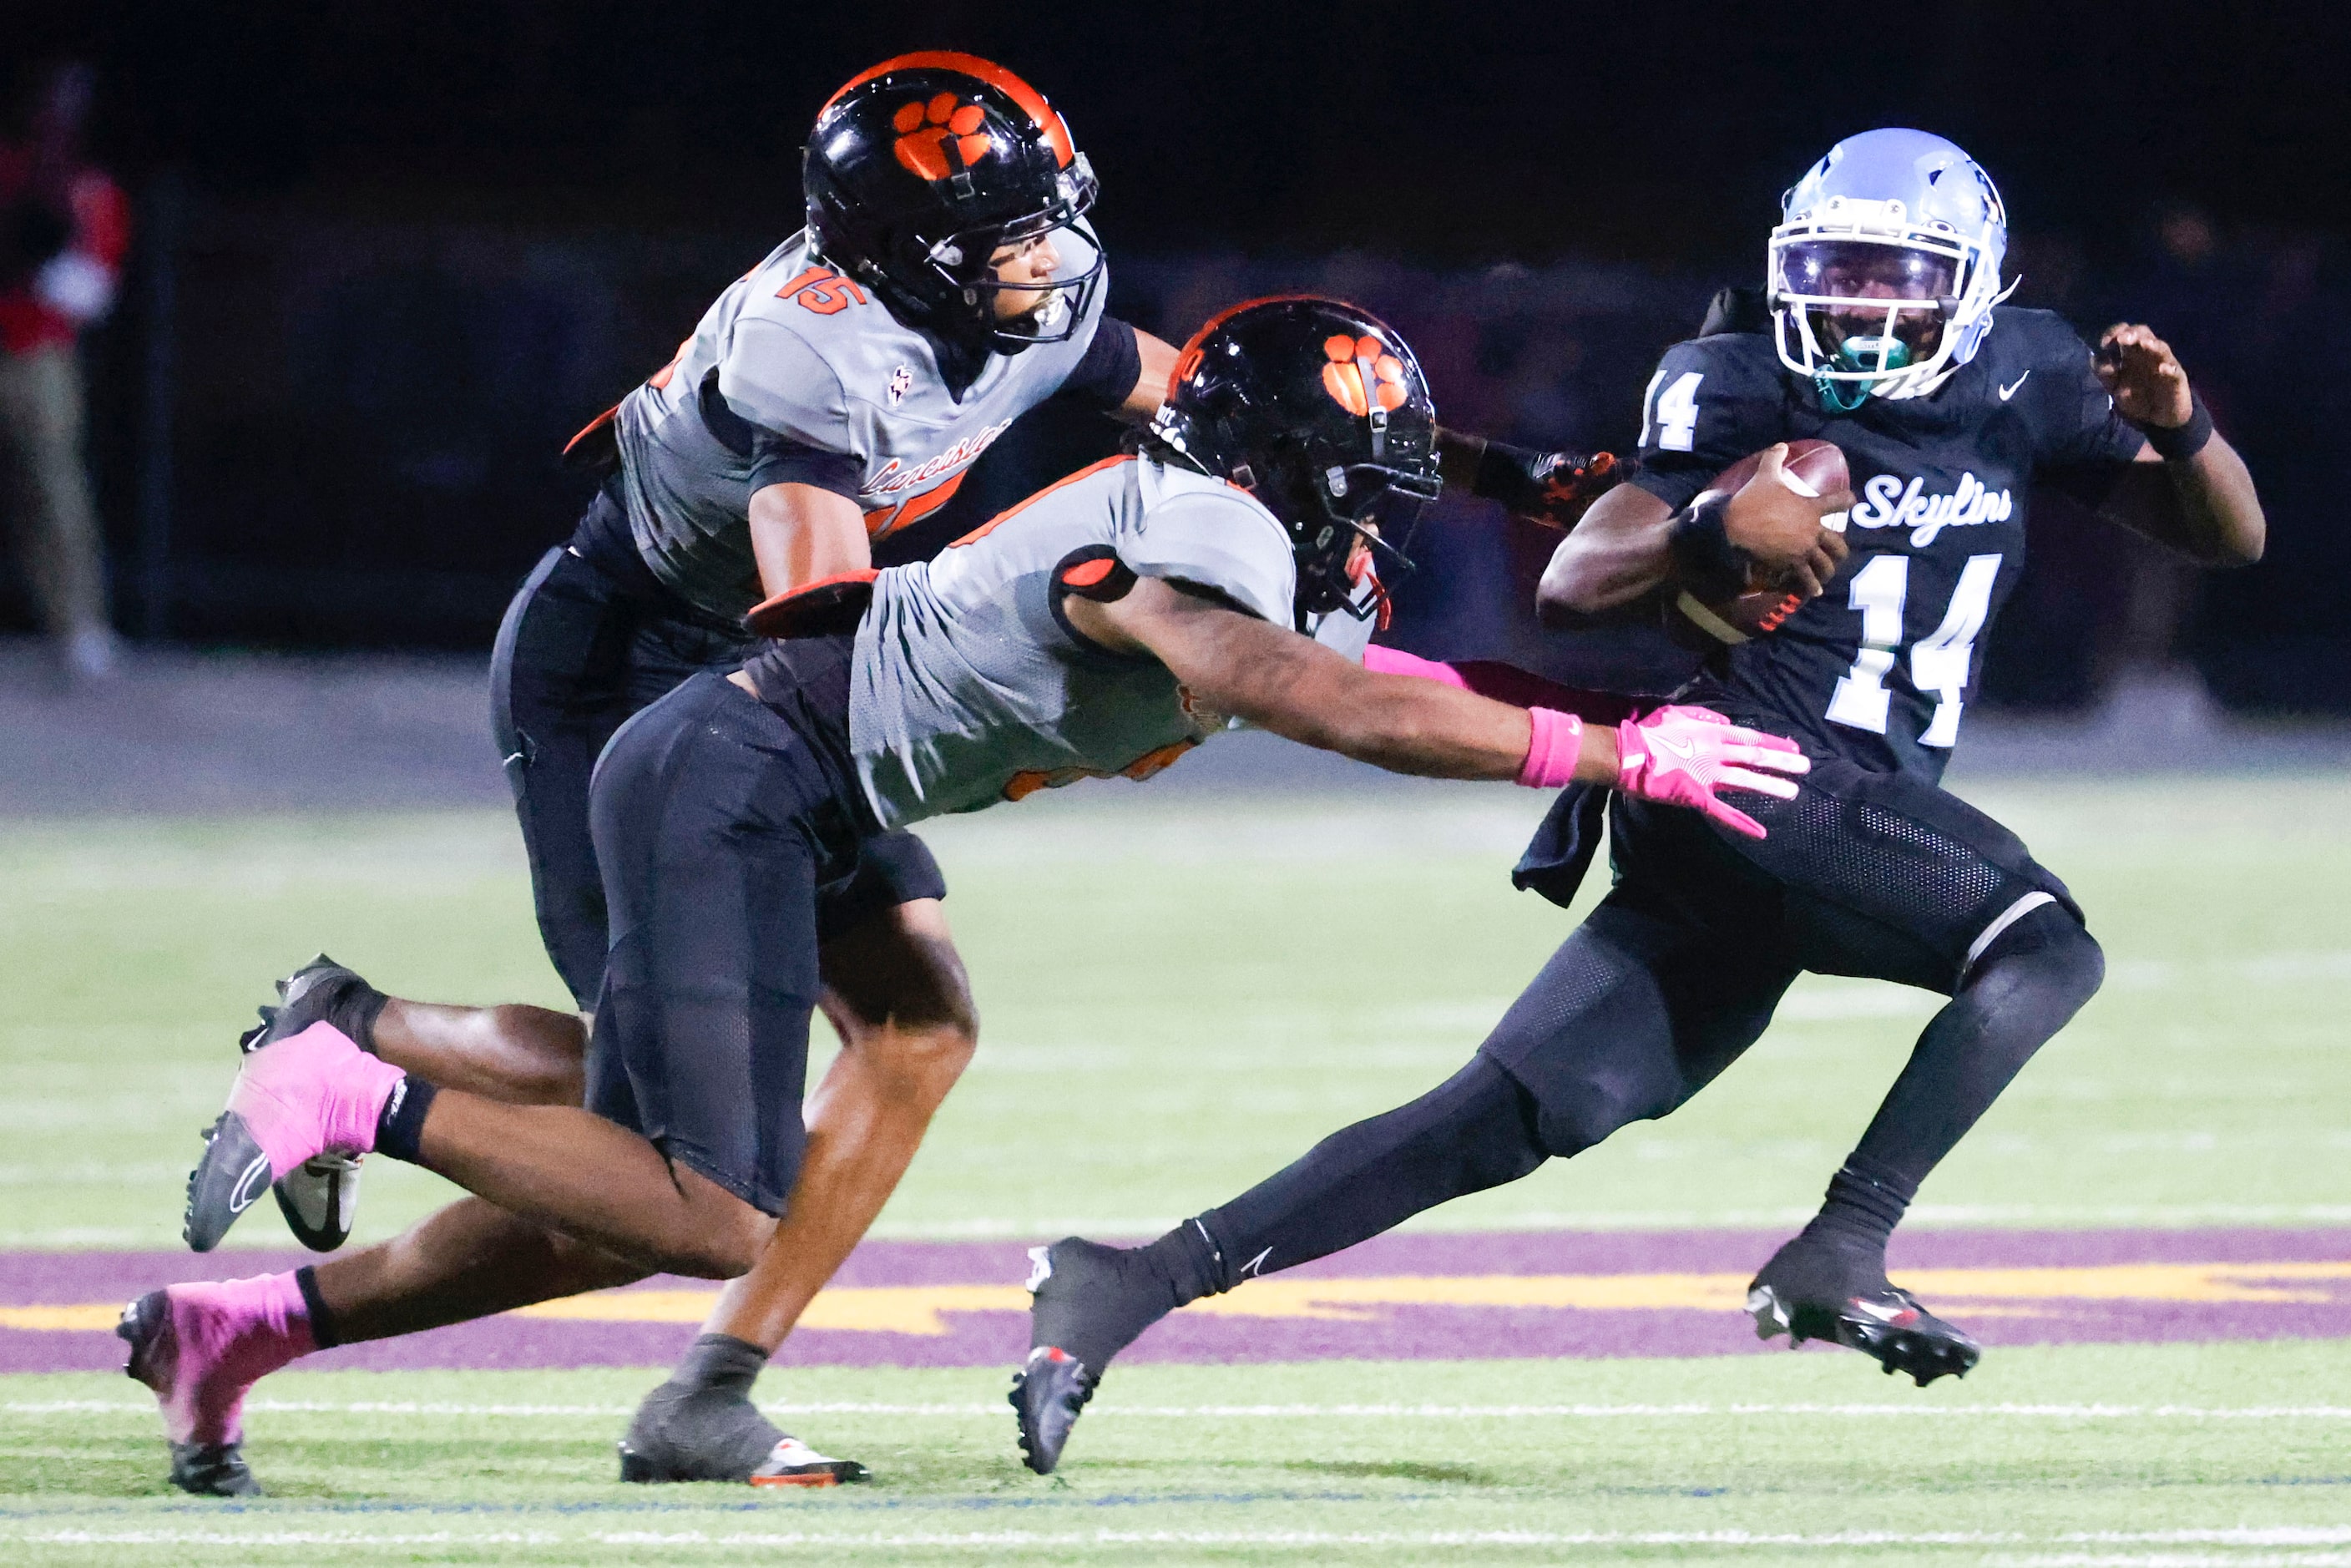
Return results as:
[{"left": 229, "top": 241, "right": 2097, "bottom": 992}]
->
[{"left": 1009, "top": 127, "right": 2265, "bottom": 1474}]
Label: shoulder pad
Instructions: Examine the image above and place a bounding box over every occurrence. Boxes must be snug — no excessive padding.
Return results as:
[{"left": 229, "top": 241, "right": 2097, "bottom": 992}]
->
[{"left": 1698, "top": 285, "right": 1772, "bottom": 337}]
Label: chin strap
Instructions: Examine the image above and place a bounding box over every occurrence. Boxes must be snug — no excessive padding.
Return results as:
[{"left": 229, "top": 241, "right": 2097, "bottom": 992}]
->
[{"left": 1813, "top": 373, "right": 1873, "bottom": 413}]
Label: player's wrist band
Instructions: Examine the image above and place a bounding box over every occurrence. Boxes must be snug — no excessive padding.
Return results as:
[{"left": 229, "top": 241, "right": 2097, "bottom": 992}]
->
[
  {"left": 1665, "top": 494, "right": 1749, "bottom": 602},
  {"left": 2140, "top": 393, "right": 2214, "bottom": 462},
  {"left": 1516, "top": 706, "right": 1584, "bottom": 789}
]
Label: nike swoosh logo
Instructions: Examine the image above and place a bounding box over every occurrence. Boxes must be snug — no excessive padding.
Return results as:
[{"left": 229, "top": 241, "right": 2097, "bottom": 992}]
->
[
  {"left": 1654, "top": 735, "right": 1697, "bottom": 759},
  {"left": 228, "top": 1152, "right": 274, "bottom": 1214},
  {"left": 1999, "top": 372, "right": 2030, "bottom": 401}
]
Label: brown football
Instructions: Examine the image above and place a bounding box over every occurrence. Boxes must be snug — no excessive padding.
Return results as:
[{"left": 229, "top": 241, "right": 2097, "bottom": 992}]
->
[{"left": 1664, "top": 438, "right": 1851, "bottom": 650}]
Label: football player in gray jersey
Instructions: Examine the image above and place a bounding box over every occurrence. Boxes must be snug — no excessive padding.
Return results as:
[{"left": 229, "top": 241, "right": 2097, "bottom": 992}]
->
[
  {"left": 195, "top": 68, "right": 1641, "bottom": 1497},
  {"left": 214, "top": 54, "right": 1175, "bottom": 1490},
  {"left": 141, "top": 298, "right": 1803, "bottom": 1499}
]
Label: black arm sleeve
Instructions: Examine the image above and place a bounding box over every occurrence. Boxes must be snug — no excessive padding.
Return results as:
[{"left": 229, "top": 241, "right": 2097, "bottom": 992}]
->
[
  {"left": 1056, "top": 316, "right": 1144, "bottom": 409},
  {"left": 746, "top": 438, "right": 863, "bottom": 501}
]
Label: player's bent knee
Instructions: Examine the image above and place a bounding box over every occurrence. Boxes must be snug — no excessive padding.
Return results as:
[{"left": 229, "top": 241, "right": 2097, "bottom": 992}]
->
[
  {"left": 646, "top": 1174, "right": 777, "bottom": 1279},
  {"left": 1528, "top": 1076, "right": 1670, "bottom": 1161},
  {"left": 1973, "top": 903, "right": 2105, "bottom": 1009}
]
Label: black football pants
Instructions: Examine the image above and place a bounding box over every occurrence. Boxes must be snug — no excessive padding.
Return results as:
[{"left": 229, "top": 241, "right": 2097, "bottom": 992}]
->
[{"left": 489, "top": 537, "right": 945, "bottom": 1010}]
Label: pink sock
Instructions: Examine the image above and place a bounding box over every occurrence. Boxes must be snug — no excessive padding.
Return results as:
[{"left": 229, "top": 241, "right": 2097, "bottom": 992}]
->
[
  {"left": 150, "top": 1273, "right": 317, "bottom": 1447},
  {"left": 236, "top": 1021, "right": 407, "bottom": 1176}
]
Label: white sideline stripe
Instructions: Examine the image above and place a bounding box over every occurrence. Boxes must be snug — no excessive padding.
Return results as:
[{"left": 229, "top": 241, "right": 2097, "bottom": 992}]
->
[
  {"left": 18, "top": 1399, "right": 2351, "bottom": 1420},
  {"left": 11, "top": 1527, "right": 2351, "bottom": 1550}
]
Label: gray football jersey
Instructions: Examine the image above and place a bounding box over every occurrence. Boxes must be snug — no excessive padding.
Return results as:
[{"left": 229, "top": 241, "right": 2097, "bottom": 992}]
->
[
  {"left": 612, "top": 224, "right": 1107, "bottom": 622},
  {"left": 850, "top": 453, "right": 1348, "bottom": 828}
]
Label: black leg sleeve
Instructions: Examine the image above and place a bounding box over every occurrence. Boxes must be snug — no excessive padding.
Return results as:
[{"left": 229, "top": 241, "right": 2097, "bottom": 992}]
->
[
  {"left": 1813, "top": 908, "right": 2106, "bottom": 1249},
  {"left": 1190, "top": 1055, "right": 1549, "bottom": 1292}
]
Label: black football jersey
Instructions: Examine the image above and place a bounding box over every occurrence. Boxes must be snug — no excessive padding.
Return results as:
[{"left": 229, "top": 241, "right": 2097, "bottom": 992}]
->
[{"left": 1629, "top": 306, "right": 2146, "bottom": 782}]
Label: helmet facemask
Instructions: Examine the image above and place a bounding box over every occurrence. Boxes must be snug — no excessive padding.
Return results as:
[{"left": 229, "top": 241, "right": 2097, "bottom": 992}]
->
[
  {"left": 1258, "top": 445, "right": 1441, "bottom": 626},
  {"left": 915, "top": 154, "right": 1103, "bottom": 352},
  {"left": 1769, "top": 190, "right": 2015, "bottom": 408}
]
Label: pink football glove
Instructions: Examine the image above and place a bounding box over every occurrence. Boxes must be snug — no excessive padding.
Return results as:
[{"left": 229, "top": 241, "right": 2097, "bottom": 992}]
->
[{"left": 1614, "top": 704, "right": 1809, "bottom": 839}]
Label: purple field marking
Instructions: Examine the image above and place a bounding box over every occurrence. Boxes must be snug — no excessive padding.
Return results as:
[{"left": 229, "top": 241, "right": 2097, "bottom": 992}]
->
[{"left": 7, "top": 1228, "right": 2348, "bottom": 1375}]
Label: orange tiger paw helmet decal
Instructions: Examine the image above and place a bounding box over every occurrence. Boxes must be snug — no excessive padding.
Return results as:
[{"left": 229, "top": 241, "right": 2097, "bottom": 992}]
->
[
  {"left": 892, "top": 94, "right": 992, "bottom": 181},
  {"left": 1322, "top": 334, "right": 1410, "bottom": 416}
]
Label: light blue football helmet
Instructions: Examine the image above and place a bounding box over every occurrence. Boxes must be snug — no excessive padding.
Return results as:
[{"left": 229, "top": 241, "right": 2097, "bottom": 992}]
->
[{"left": 1768, "top": 129, "right": 2015, "bottom": 408}]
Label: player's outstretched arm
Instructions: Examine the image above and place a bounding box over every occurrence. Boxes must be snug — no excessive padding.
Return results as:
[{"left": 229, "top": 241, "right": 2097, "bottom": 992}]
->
[
  {"left": 1537, "top": 443, "right": 1849, "bottom": 624},
  {"left": 2090, "top": 324, "right": 2265, "bottom": 566},
  {"left": 1434, "top": 428, "right": 1627, "bottom": 529},
  {"left": 1068, "top": 579, "right": 1809, "bottom": 835},
  {"left": 1081, "top": 577, "right": 1562, "bottom": 781}
]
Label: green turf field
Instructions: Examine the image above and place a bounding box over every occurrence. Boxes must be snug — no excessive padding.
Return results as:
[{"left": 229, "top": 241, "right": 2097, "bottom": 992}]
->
[
  {"left": 3, "top": 774, "right": 2348, "bottom": 1562},
  {"left": 7, "top": 1344, "right": 2351, "bottom": 1565}
]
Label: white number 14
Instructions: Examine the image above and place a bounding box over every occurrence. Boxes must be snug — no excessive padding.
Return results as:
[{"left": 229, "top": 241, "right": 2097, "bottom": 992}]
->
[{"left": 1824, "top": 553, "right": 2002, "bottom": 747}]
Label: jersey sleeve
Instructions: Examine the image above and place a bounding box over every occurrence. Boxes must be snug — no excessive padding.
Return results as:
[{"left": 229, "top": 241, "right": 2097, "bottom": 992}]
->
[
  {"left": 1120, "top": 488, "right": 1297, "bottom": 627},
  {"left": 1626, "top": 336, "right": 1792, "bottom": 512},
  {"left": 715, "top": 316, "right": 858, "bottom": 458},
  {"left": 709, "top": 316, "right": 868, "bottom": 501},
  {"left": 2031, "top": 320, "right": 2148, "bottom": 469},
  {"left": 1055, "top": 315, "right": 1141, "bottom": 408}
]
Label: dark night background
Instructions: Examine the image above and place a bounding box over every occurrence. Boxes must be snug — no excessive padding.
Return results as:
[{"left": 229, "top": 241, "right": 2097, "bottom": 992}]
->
[{"left": 18, "top": 0, "right": 2351, "bottom": 710}]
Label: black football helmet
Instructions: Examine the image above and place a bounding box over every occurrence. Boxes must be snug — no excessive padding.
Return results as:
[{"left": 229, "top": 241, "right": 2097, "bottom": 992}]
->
[
  {"left": 804, "top": 53, "right": 1101, "bottom": 355},
  {"left": 1148, "top": 296, "right": 1441, "bottom": 629}
]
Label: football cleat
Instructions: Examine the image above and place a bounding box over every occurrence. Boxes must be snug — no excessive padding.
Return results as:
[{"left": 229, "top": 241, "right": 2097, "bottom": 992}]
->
[
  {"left": 1009, "top": 1344, "right": 1095, "bottom": 1476},
  {"left": 118, "top": 1291, "right": 261, "bottom": 1497},
  {"left": 1747, "top": 1235, "right": 1981, "bottom": 1386},
  {"left": 184, "top": 1020, "right": 402, "bottom": 1252},
  {"left": 617, "top": 1375, "right": 868, "bottom": 1486},
  {"left": 1012, "top": 1238, "right": 1166, "bottom": 1474},
  {"left": 617, "top": 1433, "right": 868, "bottom": 1488},
  {"left": 239, "top": 956, "right": 378, "bottom": 1252}
]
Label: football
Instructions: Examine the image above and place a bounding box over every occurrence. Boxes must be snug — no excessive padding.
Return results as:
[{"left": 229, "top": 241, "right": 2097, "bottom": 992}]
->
[{"left": 1663, "top": 438, "right": 1851, "bottom": 650}]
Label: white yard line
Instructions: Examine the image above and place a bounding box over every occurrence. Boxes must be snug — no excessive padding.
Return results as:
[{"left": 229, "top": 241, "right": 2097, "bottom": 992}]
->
[
  {"left": 9, "top": 1526, "right": 2351, "bottom": 1551},
  {"left": 16, "top": 1399, "right": 2351, "bottom": 1420}
]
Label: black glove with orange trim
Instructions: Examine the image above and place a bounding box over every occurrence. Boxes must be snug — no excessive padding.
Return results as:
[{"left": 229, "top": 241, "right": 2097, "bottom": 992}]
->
[
  {"left": 746, "top": 569, "right": 880, "bottom": 639},
  {"left": 1472, "top": 442, "right": 1631, "bottom": 530}
]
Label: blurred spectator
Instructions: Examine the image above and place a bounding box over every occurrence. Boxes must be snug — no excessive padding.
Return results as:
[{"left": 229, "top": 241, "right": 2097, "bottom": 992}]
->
[{"left": 0, "top": 63, "right": 128, "bottom": 681}]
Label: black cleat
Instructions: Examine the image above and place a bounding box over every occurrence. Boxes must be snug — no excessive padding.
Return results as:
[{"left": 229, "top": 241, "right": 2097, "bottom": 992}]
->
[
  {"left": 118, "top": 1291, "right": 262, "bottom": 1497},
  {"left": 1009, "top": 1344, "right": 1095, "bottom": 1476},
  {"left": 180, "top": 1113, "right": 273, "bottom": 1255},
  {"left": 166, "top": 1440, "right": 262, "bottom": 1498},
  {"left": 1011, "top": 1238, "right": 1175, "bottom": 1475},
  {"left": 617, "top": 1378, "right": 867, "bottom": 1487},
  {"left": 242, "top": 956, "right": 376, "bottom": 1253},
  {"left": 1747, "top": 1235, "right": 1981, "bottom": 1386}
]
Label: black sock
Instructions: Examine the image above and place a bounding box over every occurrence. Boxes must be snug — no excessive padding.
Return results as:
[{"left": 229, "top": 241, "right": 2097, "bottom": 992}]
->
[
  {"left": 333, "top": 984, "right": 391, "bottom": 1056},
  {"left": 1190, "top": 1055, "right": 1549, "bottom": 1294},
  {"left": 372, "top": 1075, "right": 437, "bottom": 1163},
  {"left": 293, "top": 1264, "right": 341, "bottom": 1349},
  {"left": 1827, "top": 912, "right": 2104, "bottom": 1247},
  {"left": 1798, "top": 1155, "right": 1917, "bottom": 1255},
  {"left": 1131, "top": 1218, "right": 1227, "bottom": 1304},
  {"left": 666, "top": 1332, "right": 768, "bottom": 1394}
]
